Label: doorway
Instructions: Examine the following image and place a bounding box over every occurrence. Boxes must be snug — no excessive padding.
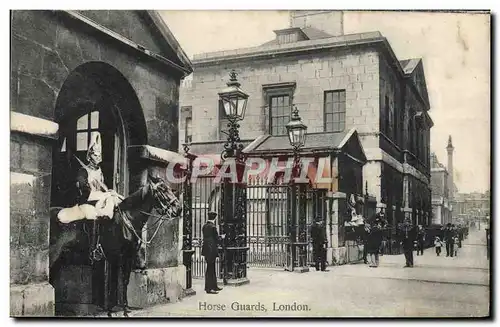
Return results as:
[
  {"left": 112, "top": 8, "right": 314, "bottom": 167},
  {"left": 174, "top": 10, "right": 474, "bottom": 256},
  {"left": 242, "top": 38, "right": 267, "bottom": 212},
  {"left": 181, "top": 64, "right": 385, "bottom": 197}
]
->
[{"left": 50, "top": 62, "right": 146, "bottom": 315}]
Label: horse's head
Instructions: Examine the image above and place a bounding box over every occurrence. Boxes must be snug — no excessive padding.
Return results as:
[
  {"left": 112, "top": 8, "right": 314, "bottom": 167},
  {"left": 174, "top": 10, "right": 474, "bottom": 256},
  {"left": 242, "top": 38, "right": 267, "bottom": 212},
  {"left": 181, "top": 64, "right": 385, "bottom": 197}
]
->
[{"left": 148, "top": 174, "right": 183, "bottom": 219}]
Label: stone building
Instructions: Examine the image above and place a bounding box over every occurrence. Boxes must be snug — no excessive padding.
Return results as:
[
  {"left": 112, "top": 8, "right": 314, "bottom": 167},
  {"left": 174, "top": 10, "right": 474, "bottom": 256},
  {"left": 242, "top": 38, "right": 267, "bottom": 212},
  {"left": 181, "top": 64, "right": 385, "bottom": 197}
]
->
[
  {"left": 453, "top": 191, "right": 491, "bottom": 228},
  {"left": 10, "top": 10, "right": 192, "bottom": 316},
  {"left": 180, "top": 11, "right": 433, "bottom": 262},
  {"left": 430, "top": 137, "right": 454, "bottom": 225}
]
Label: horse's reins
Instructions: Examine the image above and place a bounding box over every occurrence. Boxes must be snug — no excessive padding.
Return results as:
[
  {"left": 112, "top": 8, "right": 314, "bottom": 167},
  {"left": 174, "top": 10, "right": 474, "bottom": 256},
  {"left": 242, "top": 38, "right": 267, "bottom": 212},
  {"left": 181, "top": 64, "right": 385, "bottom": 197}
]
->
[{"left": 118, "top": 186, "right": 180, "bottom": 246}]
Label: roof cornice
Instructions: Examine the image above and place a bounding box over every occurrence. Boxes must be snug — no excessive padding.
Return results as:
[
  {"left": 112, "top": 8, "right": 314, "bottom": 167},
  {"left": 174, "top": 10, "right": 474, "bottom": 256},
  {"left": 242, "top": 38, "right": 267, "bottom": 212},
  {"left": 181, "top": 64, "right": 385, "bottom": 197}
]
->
[
  {"left": 60, "top": 10, "right": 193, "bottom": 77},
  {"left": 192, "top": 32, "right": 385, "bottom": 66}
]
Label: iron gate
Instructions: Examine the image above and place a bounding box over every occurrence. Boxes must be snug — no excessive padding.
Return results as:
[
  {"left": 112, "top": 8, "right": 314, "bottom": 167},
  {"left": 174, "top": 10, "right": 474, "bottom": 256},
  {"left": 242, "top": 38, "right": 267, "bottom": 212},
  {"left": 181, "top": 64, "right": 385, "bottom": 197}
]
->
[
  {"left": 186, "top": 174, "right": 329, "bottom": 277},
  {"left": 190, "top": 176, "right": 222, "bottom": 279}
]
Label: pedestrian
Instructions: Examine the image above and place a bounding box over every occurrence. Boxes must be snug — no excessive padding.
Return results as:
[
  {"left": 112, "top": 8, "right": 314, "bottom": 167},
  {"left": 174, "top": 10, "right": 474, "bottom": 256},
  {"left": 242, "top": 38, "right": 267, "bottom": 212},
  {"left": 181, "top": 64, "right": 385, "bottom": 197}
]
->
[
  {"left": 400, "top": 220, "right": 416, "bottom": 268},
  {"left": 453, "top": 236, "right": 459, "bottom": 257},
  {"left": 310, "top": 216, "right": 329, "bottom": 271},
  {"left": 366, "top": 215, "right": 384, "bottom": 268},
  {"left": 458, "top": 226, "right": 464, "bottom": 248},
  {"left": 434, "top": 236, "right": 443, "bottom": 256},
  {"left": 416, "top": 225, "right": 426, "bottom": 256},
  {"left": 362, "top": 224, "right": 369, "bottom": 264},
  {"left": 443, "top": 223, "right": 455, "bottom": 257},
  {"left": 202, "top": 211, "right": 224, "bottom": 294}
]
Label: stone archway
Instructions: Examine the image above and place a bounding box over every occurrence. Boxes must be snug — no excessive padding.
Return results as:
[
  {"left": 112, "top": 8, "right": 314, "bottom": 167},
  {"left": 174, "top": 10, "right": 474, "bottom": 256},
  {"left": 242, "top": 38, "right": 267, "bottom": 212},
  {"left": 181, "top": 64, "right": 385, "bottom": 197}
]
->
[{"left": 50, "top": 61, "right": 147, "bottom": 315}]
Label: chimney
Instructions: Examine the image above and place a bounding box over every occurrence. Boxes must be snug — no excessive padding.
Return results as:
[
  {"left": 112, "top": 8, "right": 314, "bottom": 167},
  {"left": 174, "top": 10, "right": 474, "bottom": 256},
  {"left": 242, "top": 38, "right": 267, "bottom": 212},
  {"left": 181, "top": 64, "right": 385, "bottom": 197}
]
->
[
  {"left": 446, "top": 135, "right": 454, "bottom": 200},
  {"left": 290, "top": 10, "right": 344, "bottom": 36}
]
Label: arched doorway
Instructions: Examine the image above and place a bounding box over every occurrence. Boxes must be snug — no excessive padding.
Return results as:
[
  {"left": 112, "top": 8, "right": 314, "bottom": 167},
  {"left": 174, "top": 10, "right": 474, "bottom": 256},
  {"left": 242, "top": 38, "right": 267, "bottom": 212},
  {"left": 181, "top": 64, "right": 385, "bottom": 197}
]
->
[{"left": 50, "top": 62, "right": 147, "bottom": 315}]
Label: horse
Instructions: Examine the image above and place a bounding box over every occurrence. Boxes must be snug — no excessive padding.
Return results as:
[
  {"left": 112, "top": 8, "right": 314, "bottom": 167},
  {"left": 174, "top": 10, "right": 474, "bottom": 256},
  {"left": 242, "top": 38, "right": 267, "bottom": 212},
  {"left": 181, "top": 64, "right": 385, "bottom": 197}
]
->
[{"left": 49, "top": 175, "right": 182, "bottom": 317}]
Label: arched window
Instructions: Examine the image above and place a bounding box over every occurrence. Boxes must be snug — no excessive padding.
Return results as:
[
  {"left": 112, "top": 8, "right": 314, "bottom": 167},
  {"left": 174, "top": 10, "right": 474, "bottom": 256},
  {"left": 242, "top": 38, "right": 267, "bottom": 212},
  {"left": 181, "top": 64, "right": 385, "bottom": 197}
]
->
[{"left": 76, "top": 111, "right": 99, "bottom": 151}]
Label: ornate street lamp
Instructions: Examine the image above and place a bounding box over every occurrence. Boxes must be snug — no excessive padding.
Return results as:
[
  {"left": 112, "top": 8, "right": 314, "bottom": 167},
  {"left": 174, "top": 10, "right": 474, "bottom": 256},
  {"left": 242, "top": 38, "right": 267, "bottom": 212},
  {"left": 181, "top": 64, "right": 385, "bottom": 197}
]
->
[
  {"left": 218, "top": 70, "right": 250, "bottom": 286},
  {"left": 285, "top": 106, "right": 309, "bottom": 273},
  {"left": 218, "top": 70, "right": 249, "bottom": 122},
  {"left": 286, "top": 106, "right": 307, "bottom": 152}
]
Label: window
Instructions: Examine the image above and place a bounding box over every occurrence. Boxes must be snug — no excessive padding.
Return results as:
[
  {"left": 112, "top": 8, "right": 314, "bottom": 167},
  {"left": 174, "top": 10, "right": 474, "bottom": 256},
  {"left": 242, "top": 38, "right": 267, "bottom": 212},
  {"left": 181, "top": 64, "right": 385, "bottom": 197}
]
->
[
  {"left": 185, "top": 117, "right": 192, "bottom": 143},
  {"left": 384, "top": 95, "right": 390, "bottom": 138},
  {"left": 76, "top": 110, "right": 99, "bottom": 151},
  {"left": 324, "top": 90, "right": 346, "bottom": 132},
  {"left": 218, "top": 100, "right": 230, "bottom": 139},
  {"left": 269, "top": 94, "right": 291, "bottom": 136}
]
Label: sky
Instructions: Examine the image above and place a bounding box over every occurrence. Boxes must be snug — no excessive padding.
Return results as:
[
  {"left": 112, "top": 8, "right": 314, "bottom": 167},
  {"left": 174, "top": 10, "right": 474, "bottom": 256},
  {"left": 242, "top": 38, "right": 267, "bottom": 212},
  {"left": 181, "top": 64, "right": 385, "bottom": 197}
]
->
[{"left": 161, "top": 10, "right": 491, "bottom": 194}]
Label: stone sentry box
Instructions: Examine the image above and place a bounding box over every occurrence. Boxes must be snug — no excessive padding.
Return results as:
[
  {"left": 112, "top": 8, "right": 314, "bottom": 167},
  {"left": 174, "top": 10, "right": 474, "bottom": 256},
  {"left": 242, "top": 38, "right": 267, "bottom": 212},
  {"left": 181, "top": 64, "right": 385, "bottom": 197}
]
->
[{"left": 10, "top": 10, "right": 193, "bottom": 316}]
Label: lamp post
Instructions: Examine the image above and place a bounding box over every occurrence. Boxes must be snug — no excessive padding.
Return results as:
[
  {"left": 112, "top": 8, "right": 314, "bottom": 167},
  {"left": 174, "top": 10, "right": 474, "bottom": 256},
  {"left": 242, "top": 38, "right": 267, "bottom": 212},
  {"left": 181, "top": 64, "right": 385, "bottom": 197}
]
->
[
  {"left": 285, "top": 106, "right": 308, "bottom": 273},
  {"left": 218, "top": 70, "right": 250, "bottom": 286},
  {"left": 182, "top": 143, "right": 196, "bottom": 296}
]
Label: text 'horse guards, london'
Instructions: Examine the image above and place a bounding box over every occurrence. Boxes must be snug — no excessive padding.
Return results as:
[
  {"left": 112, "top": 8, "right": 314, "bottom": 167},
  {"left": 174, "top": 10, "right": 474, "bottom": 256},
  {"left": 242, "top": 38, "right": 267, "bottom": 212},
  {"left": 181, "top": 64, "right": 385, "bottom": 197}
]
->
[{"left": 49, "top": 132, "right": 183, "bottom": 317}]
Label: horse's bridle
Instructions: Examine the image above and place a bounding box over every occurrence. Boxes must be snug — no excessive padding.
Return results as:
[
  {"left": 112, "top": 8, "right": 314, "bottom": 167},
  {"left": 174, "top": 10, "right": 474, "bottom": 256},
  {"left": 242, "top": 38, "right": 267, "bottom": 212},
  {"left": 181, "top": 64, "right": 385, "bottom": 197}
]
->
[
  {"left": 150, "top": 181, "right": 181, "bottom": 218},
  {"left": 120, "top": 180, "right": 182, "bottom": 246}
]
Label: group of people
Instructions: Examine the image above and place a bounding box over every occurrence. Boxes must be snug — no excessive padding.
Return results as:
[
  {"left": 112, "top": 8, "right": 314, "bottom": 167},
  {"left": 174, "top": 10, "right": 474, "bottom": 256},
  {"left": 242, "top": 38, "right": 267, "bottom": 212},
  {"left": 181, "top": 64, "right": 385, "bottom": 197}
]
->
[
  {"left": 434, "top": 223, "right": 463, "bottom": 258},
  {"left": 201, "top": 211, "right": 467, "bottom": 288},
  {"left": 401, "top": 222, "right": 465, "bottom": 267}
]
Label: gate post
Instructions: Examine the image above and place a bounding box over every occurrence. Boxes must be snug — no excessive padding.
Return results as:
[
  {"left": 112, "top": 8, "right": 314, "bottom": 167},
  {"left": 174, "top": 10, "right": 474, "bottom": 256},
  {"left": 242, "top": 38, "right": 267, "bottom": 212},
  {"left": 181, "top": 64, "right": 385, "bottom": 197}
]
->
[
  {"left": 182, "top": 144, "right": 196, "bottom": 296},
  {"left": 296, "top": 181, "right": 310, "bottom": 272},
  {"left": 286, "top": 182, "right": 297, "bottom": 271},
  {"left": 219, "top": 160, "right": 250, "bottom": 286}
]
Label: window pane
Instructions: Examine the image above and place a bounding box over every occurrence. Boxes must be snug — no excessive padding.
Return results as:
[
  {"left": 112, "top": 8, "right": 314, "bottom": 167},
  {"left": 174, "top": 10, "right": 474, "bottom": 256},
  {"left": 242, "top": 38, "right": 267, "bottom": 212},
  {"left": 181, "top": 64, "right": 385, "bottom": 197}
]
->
[
  {"left": 324, "top": 103, "right": 331, "bottom": 115},
  {"left": 271, "top": 97, "right": 278, "bottom": 106},
  {"left": 325, "top": 92, "right": 333, "bottom": 103},
  {"left": 277, "top": 96, "right": 284, "bottom": 106},
  {"left": 77, "top": 115, "right": 88, "bottom": 130},
  {"left": 76, "top": 133, "right": 88, "bottom": 151},
  {"left": 90, "top": 111, "right": 99, "bottom": 129},
  {"left": 339, "top": 91, "right": 346, "bottom": 102},
  {"left": 283, "top": 96, "right": 289, "bottom": 106},
  {"left": 277, "top": 103, "right": 284, "bottom": 116},
  {"left": 186, "top": 118, "right": 192, "bottom": 140}
]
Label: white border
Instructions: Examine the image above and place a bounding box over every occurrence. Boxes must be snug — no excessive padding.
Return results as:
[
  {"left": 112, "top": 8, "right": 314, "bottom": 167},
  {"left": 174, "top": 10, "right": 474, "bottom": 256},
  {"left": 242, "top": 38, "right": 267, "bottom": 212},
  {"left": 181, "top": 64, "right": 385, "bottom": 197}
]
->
[{"left": 2, "top": 2, "right": 496, "bottom": 326}]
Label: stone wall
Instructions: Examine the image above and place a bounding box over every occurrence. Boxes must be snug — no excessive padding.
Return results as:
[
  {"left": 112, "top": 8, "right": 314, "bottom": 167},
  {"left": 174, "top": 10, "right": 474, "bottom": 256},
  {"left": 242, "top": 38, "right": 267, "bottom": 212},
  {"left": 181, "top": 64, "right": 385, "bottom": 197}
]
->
[{"left": 180, "top": 48, "right": 380, "bottom": 148}]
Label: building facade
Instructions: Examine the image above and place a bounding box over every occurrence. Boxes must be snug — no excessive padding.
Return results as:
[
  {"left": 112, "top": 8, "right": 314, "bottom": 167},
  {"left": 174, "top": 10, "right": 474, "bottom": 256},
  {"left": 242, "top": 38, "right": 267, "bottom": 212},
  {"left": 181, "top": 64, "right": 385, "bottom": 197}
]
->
[
  {"left": 10, "top": 10, "right": 192, "bottom": 316},
  {"left": 180, "top": 11, "right": 433, "bottom": 260},
  {"left": 453, "top": 191, "right": 491, "bottom": 228},
  {"left": 430, "top": 137, "right": 454, "bottom": 226}
]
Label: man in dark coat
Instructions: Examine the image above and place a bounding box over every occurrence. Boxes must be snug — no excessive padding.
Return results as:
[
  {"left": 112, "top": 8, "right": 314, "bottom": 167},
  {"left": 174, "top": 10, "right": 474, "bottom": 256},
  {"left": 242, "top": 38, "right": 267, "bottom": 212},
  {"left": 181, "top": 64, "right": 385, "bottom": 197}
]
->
[
  {"left": 310, "top": 217, "right": 328, "bottom": 271},
  {"left": 400, "top": 221, "right": 416, "bottom": 268},
  {"left": 416, "top": 225, "right": 426, "bottom": 256},
  {"left": 443, "top": 223, "right": 455, "bottom": 257},
  {"left": 362, "top": 225, "right": 369, "bottom": 264},
  {"left": 202, "top": 211, "right": 223, "bottom": 294},
  {"left": 366, "top": 215, "right": 384, "bottom": 268}
]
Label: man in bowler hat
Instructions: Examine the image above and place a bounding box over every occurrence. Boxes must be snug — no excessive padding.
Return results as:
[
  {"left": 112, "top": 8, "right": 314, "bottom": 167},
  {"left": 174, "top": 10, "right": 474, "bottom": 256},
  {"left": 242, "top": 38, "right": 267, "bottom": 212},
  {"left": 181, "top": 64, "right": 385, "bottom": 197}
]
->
[
  {"left": 400, "top": 220, "right": 416, "bottom": 268},
  {"left": 202, "top": 211, "right": 224, "bottom": 294},
  {"left": 444, "top": 223, "right": 455, "bottom": 257},
  {"left": 310, "top": 216, "right": 329, "bottom": 271}
]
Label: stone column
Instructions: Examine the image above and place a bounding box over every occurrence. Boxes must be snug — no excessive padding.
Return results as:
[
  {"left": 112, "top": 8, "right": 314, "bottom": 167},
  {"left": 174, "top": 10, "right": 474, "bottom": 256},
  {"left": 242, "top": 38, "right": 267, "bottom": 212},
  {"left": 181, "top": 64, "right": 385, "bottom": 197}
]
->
[
  {"left": 126, "top": 145, "right": 187, "bottom": 308},
  {"left": 10, "top": 113, "right": 57, "bottom": 317}
]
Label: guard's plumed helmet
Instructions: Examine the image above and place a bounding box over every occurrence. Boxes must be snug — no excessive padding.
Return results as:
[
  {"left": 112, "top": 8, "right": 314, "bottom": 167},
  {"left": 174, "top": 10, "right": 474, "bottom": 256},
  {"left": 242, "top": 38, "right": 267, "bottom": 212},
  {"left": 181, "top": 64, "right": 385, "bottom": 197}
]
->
[{"left": 87, "top": 132, "right": 102, "bottom": 166}]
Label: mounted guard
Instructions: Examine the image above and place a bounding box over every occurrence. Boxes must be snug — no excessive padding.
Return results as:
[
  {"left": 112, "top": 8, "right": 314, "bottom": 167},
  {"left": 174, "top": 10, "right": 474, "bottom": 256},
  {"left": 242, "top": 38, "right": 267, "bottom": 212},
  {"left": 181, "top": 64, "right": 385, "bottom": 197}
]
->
[{"left": 57, "top": 132, "right": 123, "bottom": 223}]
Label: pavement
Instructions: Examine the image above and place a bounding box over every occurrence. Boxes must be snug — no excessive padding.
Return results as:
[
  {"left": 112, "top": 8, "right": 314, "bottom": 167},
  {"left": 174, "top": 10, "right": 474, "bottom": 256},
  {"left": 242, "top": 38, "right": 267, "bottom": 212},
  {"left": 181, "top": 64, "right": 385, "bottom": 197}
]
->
[{"left": 124, "top": 230, "right": 490, "bottom": 318}]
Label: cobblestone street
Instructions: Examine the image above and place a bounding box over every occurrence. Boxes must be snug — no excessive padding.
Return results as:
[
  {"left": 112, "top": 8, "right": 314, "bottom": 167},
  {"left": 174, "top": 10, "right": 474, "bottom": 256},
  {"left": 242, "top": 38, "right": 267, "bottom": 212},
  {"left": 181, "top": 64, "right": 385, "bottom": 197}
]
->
[{"left": 129, "top": 230, "right": 489, "bottom": 318}]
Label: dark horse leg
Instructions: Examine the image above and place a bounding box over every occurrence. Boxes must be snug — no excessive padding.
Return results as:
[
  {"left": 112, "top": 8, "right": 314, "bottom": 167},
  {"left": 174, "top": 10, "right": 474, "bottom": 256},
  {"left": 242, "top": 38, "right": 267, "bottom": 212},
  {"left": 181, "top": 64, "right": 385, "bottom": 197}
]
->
[
  {"left": 105, "top": 255, "right": 120, "bottom": 317},
  {"left": 121, "top": 248, "right": 134, "bottom": 317}
]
